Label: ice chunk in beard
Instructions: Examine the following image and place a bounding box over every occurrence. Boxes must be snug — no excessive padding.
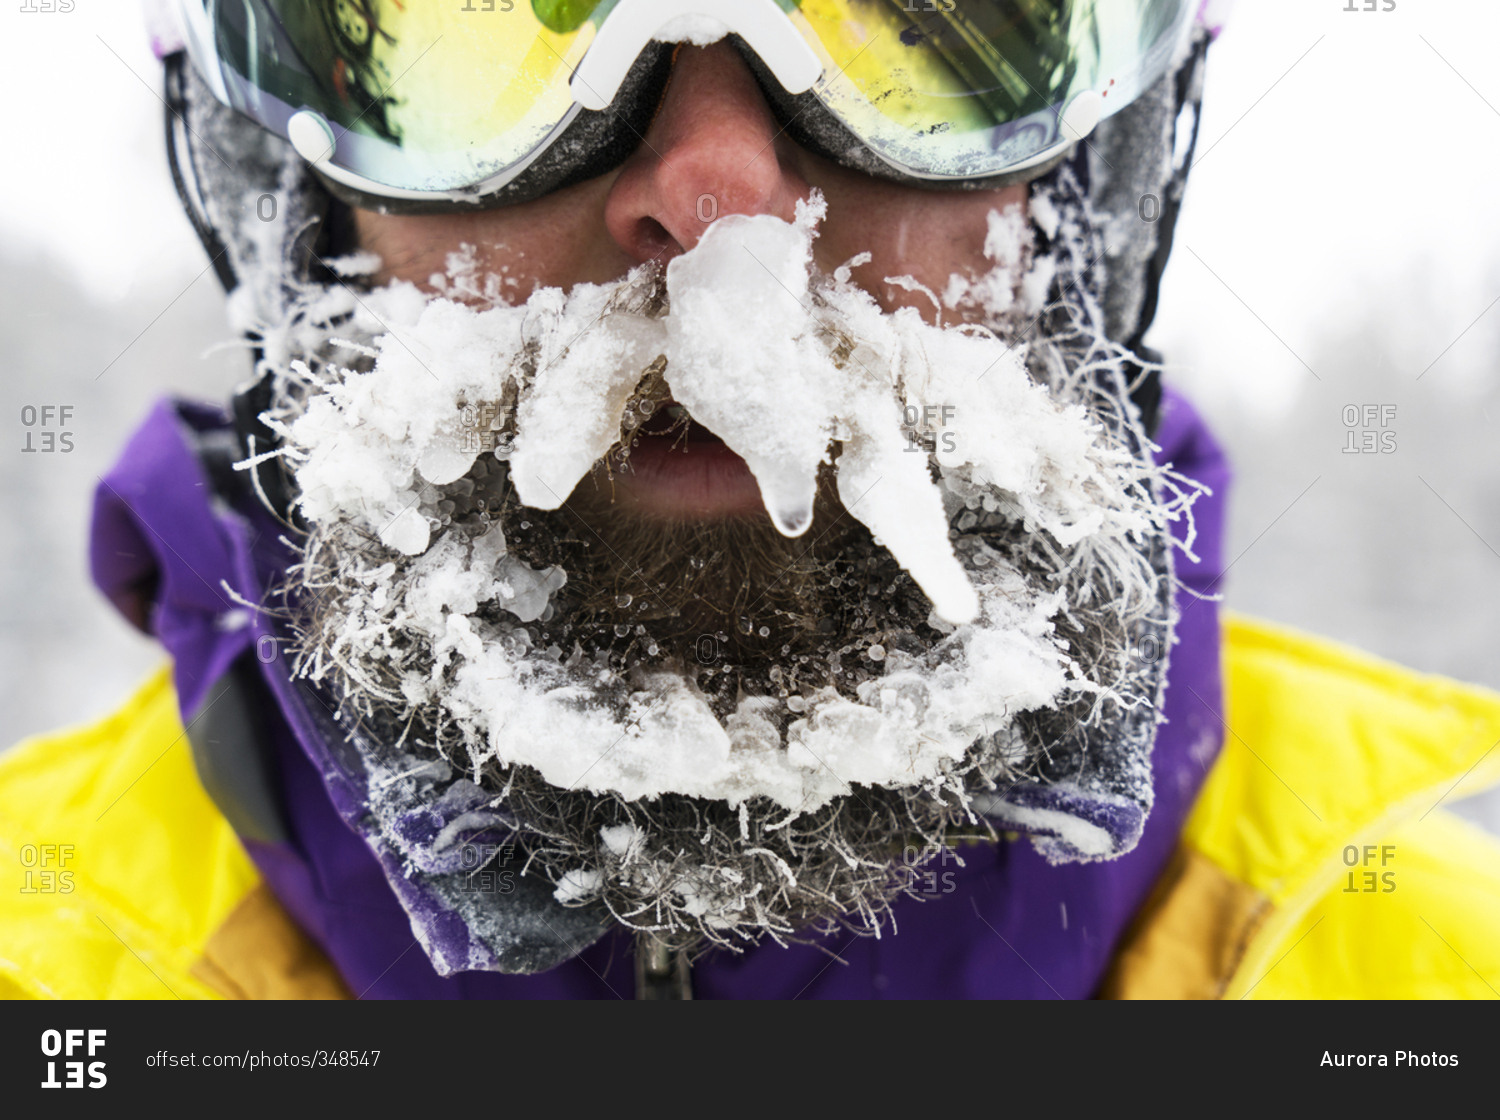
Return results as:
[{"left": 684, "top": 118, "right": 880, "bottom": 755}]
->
[
  {"left": 661, "top": 206, "right": 979, "bottom": 625},
  {"left": 660, "top": 209, "right": 831, "bottom": 539},
  {"left": 506, "top": 285, "right": 664, "bottom": 513}
]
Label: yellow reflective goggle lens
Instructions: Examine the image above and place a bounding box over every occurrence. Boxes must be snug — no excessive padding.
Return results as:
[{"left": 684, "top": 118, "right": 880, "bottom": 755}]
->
[
  {"left": 210, "top": 0, "right": 603, "bottom": 192},
  {"left": 789, "top": 0, "right": 1189, "bottom": 178}
]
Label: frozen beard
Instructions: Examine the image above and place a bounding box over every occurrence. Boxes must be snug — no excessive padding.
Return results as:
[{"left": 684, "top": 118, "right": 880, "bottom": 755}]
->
[{"left": 255, "top": 186, "right": 1185, "bottom": 958}]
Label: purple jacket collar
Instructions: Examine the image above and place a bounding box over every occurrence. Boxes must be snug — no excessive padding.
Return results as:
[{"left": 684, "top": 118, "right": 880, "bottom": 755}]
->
[{"left": 90, "top": 388, "right": 1229, "bottom": 998}]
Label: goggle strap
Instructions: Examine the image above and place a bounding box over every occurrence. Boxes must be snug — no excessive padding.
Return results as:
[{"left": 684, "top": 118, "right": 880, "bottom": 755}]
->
[{"left": 164, "top": 51, "right": 237, "bottom": 293}]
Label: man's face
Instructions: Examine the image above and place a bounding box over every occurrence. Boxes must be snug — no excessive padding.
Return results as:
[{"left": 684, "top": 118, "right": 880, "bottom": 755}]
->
[
  {"left": 343, "top": 40, "right": 1027, "bottom": 683},
  {"left": 273, "top": 38, "right": 1172, "bottom": 945},
  {"left": 355, "top": 41, "right": 1029, "bottom": 400}
]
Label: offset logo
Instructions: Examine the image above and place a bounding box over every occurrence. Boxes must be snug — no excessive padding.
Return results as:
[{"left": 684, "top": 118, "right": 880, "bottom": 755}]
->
[
  {"left": 1341, "top": 404, "right": 1397, "bottom": 455},
  {"left": 40, "top": 1029, "right": 106, "bottom": 1089},
  {"left": 902, "top": 844, "right": 960, "bottom": 896},
  {"left": 903, "top": 405, "right": 958, "bottom": 455},
  {"left": 18, "top": 844, "right": 74, "bottom": 894},
  {"left": 19, "top": 405, "right": 75, "bottom": 454},
  {"left": 1342, "top": 844, "right": 1397, "bottom": 894}
]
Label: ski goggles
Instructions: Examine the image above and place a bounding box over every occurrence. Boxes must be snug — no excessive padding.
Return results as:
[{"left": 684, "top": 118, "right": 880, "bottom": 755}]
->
[{"left": 172, "top": 0, "right": 1193, "bottom": 211}]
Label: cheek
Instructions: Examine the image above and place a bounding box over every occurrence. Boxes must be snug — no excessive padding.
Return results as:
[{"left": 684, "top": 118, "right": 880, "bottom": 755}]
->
[
  {"left": 799, "top": 159, "right": 1028, "bottom": 322},
  {"left": 353, "top": 176, "right": 635, "bottom": 298}
]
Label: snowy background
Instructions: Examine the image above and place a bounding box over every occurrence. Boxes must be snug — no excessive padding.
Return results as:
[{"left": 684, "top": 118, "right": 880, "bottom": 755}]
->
[{"left": 1, "top": 1, "right": 1497, "bottom": 830}]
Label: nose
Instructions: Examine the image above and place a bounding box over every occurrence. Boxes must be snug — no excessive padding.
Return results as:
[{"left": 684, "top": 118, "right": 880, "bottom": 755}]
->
[{"left": 603, "top": 42, "right": 812, "bottom": 264}]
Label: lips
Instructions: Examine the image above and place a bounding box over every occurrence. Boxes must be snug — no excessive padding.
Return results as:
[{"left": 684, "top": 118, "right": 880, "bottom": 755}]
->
[{"left": 607, "top": 400, "right": 766, "bottom": 521}]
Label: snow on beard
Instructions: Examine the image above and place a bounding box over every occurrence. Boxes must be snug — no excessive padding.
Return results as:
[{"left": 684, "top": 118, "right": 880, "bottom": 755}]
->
[{"left": 264, "top": 191, "right": 1173, "bottom": 939}]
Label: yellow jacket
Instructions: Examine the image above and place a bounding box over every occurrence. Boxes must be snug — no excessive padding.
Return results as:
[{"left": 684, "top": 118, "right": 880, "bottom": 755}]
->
[{"left": 3, "top": 613, "right": 1498, "bottom": 999}]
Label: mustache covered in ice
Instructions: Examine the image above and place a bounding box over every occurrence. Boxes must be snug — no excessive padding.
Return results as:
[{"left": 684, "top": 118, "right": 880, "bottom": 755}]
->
[
  {"left": 254, "top": 189, "right": 1185, "bottom": 944},
  {"left": 513, "top": 194, "right": 996, "bottom": 625}
]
